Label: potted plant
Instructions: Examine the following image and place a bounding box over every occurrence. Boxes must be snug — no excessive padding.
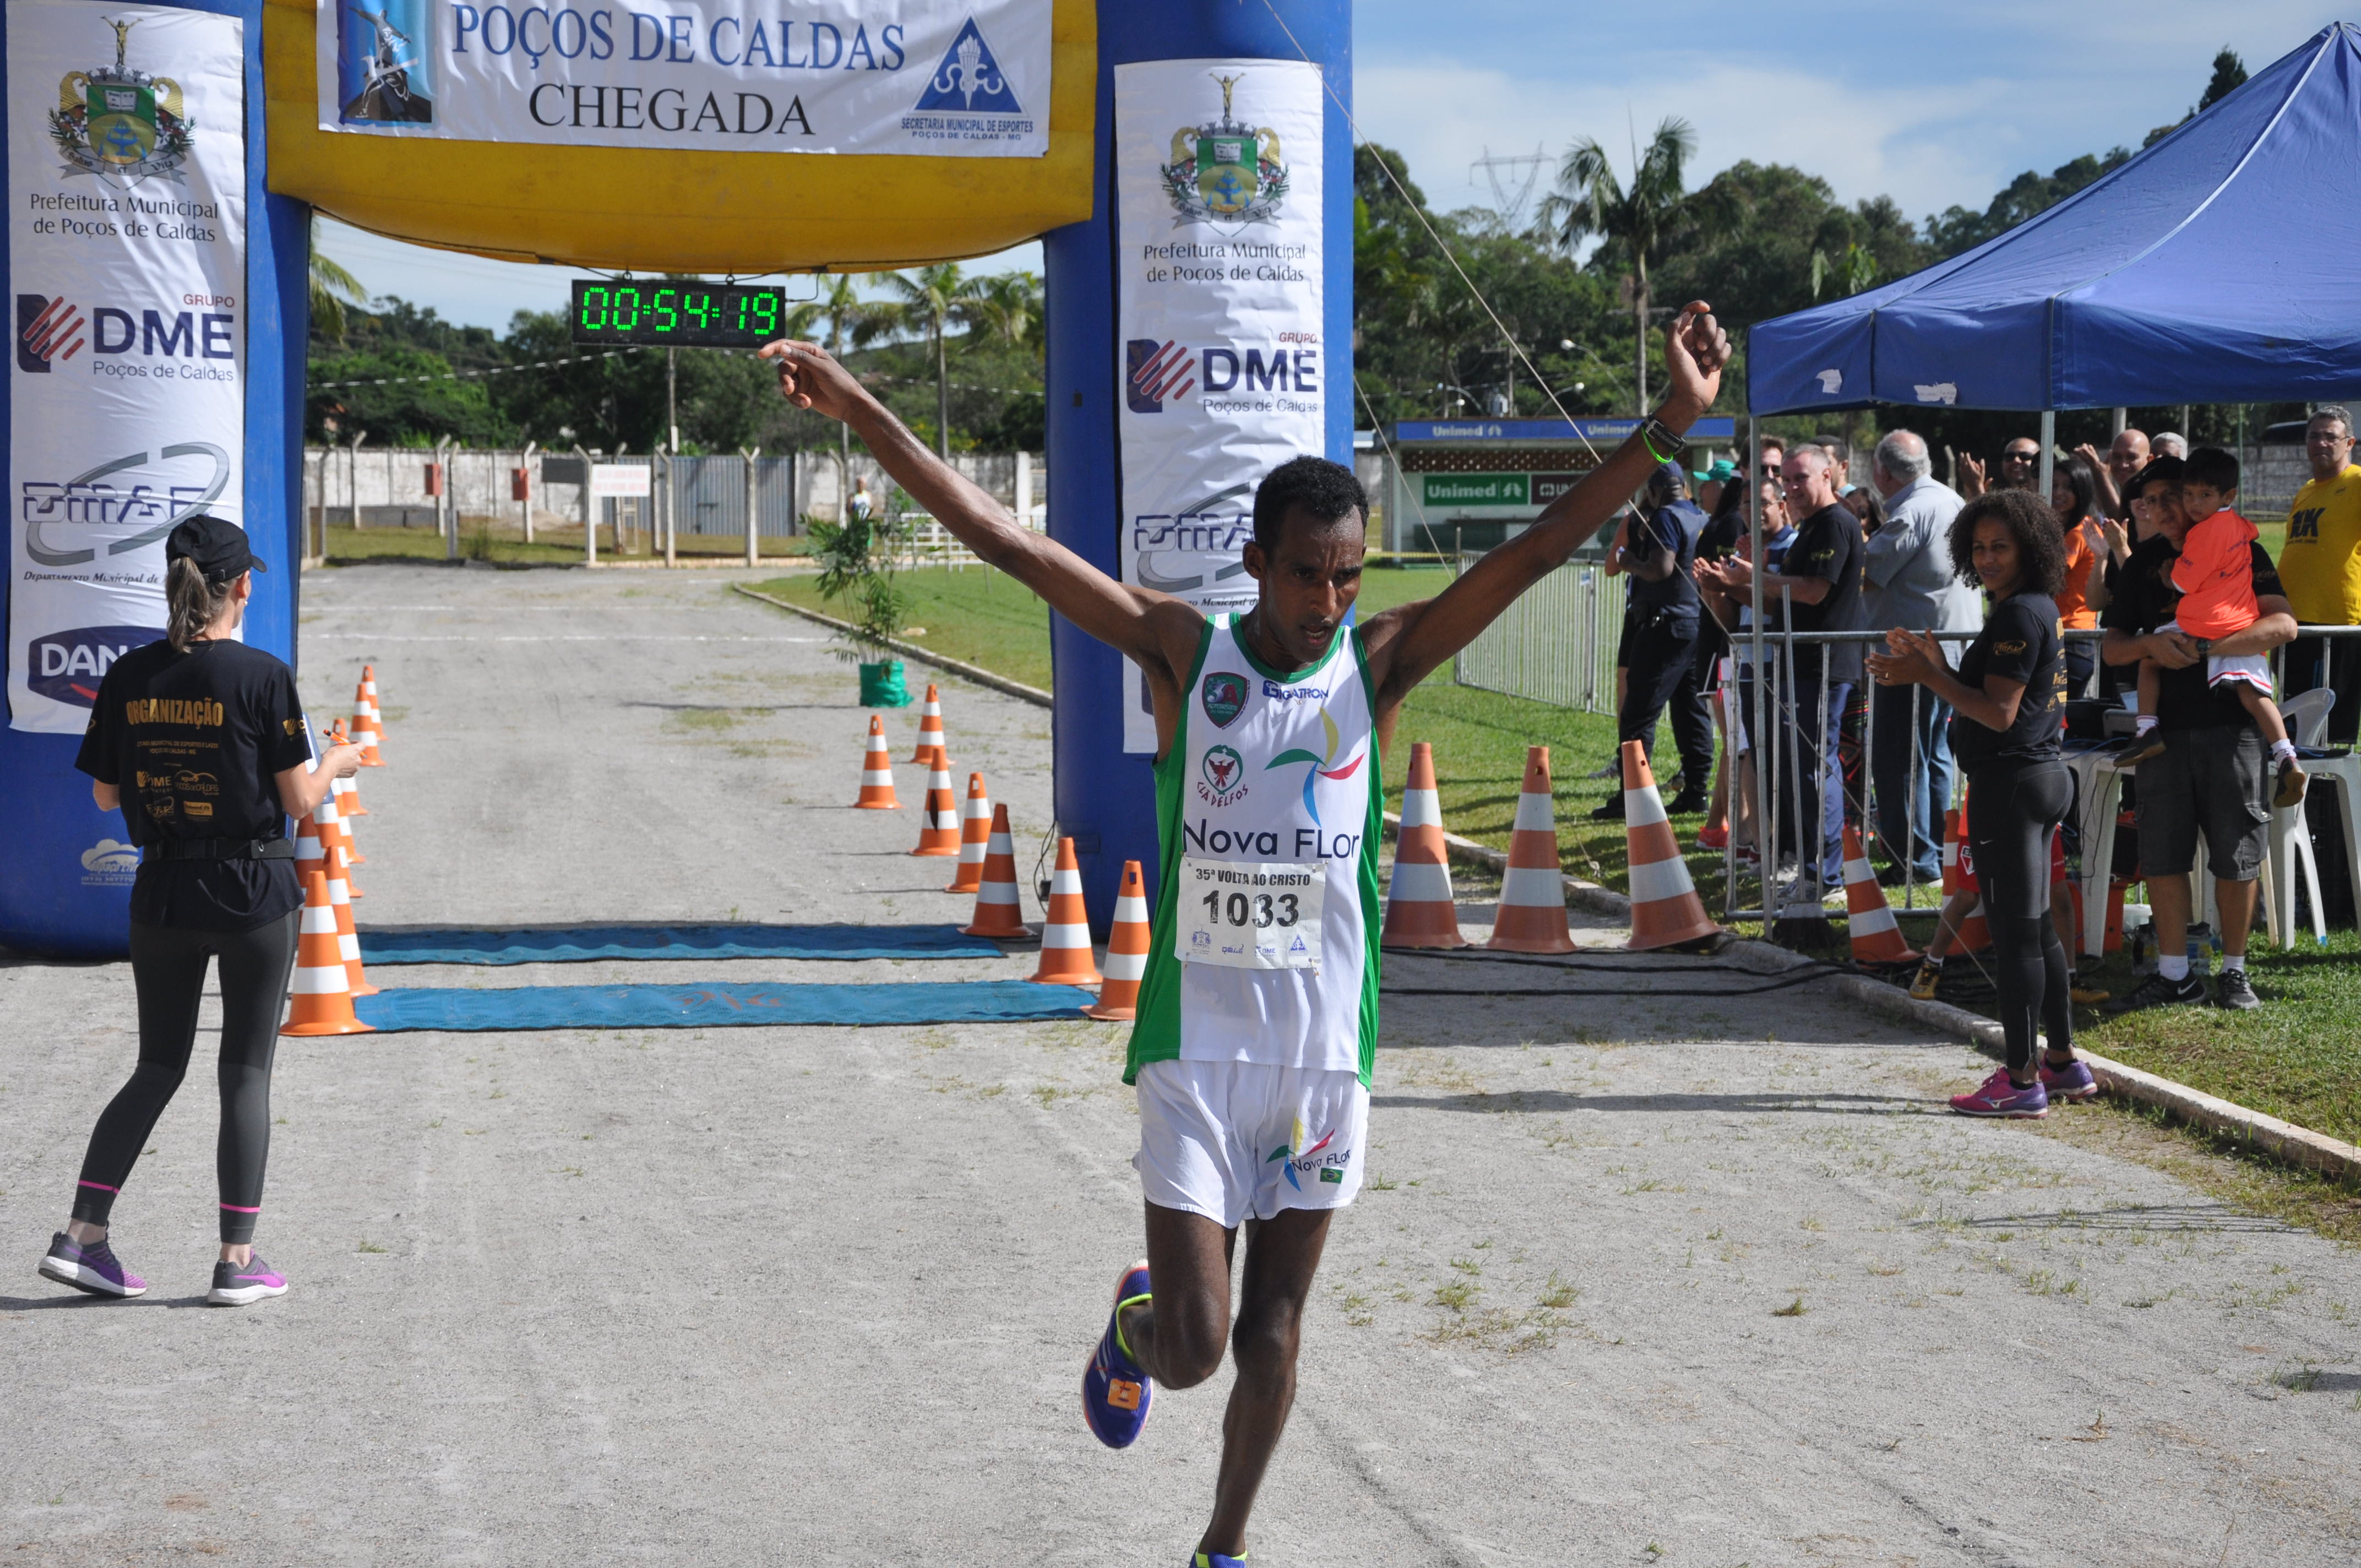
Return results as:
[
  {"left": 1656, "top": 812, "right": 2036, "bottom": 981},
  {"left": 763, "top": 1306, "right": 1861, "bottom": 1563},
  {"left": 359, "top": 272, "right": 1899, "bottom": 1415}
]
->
[{"left": 809, "top": 490, "right": 911, "bottom": 706}]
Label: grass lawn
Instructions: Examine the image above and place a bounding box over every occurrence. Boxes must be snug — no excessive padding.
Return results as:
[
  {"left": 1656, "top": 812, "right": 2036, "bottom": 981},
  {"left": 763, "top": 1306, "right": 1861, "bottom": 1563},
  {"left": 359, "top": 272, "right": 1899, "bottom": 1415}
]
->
[
  {"left": 324, "top": 522, "right": 812, "bottom": 568},
  {"left": 749, "top": 565, "right": 1057, "bottom": 692}
]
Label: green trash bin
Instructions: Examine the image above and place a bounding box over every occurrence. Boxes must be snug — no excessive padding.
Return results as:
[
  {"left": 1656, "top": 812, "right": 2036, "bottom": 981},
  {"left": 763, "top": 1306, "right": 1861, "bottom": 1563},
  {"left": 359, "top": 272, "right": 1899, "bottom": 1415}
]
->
[{"left": 859, "top": 660, "right": 911, "bottom": 707}]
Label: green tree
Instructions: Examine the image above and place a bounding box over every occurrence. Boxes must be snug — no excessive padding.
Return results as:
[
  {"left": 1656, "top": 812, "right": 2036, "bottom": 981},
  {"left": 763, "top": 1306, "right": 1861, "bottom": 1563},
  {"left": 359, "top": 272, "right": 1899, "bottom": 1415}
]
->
[
  {"left": 787, "top": 275, "right": 889, "bottom": 516},
  {"left": 1541, "top": 116, "right": 1696, "bottom": 415},
  {"left": 308, "top": 219, "right": 368, "bottom": 345},
  {"left": 2199, "top": 47, "right": 2248, "bottom": 111},
  {"left": 872, "top": 263, "right": 990, "bottom": 459},
  {"left": 306, "top": 345, "right": 509, "bottom": 446}
]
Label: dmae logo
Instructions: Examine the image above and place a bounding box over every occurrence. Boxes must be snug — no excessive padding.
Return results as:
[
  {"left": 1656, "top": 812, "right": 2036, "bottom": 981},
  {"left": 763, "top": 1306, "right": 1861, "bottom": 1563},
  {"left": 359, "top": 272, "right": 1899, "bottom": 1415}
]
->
[{"left": 30, "top": 625, "right": 154, "bottom": 706}]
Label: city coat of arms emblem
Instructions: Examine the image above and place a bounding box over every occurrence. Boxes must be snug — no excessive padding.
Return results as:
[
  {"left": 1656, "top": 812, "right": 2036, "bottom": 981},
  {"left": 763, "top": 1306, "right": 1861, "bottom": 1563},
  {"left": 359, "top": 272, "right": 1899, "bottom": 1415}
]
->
[
  {"left": 1160, "top": 72, "right": 1288, "bottom": 233},
  {"left": 51, "top": 17, "right": 193, "bottom": 190}
]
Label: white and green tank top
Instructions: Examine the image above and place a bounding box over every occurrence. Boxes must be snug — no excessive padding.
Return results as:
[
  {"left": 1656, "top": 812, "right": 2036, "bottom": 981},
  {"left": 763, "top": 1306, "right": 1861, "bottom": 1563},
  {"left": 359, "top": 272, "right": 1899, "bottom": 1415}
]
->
[{"left": 1125, "top": 613, "right": 1384, "bottom": 1087}]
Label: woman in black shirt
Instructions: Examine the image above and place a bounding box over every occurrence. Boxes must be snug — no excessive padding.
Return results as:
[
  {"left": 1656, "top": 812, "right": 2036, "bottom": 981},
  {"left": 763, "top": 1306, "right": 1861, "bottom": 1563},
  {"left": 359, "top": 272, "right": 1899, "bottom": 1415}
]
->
[
  {"left": 40, "top": 514, "right": 362, "bottom": 1307},
  {"left": 1868, "top": 489, "right": 2087, "bottom": 1118}
]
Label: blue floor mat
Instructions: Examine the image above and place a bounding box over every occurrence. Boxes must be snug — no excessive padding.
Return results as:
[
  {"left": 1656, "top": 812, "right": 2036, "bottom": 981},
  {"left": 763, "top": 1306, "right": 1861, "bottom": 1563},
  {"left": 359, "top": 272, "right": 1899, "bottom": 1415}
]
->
[
  {"left": 356, "top": 923, "right": 1005, "bottom": 966},
  {"left": 350, "top": 979, "right": 1098, "bottom": 1033}
]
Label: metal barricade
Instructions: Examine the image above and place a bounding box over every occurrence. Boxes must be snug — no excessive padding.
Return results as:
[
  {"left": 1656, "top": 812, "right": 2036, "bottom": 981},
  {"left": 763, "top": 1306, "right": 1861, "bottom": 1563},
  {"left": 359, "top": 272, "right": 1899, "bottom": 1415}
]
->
[{"left": 1452, "top": 554, "right": 1626, "bottom": 714}]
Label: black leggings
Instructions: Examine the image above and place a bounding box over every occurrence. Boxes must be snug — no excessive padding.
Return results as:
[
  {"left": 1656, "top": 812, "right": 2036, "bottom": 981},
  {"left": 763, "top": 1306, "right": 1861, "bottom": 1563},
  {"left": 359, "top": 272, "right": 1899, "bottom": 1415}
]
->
[
  {"left": 70, "top": 911, "right": 301, "bottom": 1245},
  {"left": 1966, "top": 762, "right": 2074, "bottom": 1076}
]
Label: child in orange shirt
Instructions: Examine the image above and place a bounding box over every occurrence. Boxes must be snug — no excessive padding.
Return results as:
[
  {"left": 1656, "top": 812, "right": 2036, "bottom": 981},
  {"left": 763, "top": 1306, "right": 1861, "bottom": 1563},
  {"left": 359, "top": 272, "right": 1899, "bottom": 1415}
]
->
[{"left": 2121, "top": 447, "right": 2306, "bottom": 807}]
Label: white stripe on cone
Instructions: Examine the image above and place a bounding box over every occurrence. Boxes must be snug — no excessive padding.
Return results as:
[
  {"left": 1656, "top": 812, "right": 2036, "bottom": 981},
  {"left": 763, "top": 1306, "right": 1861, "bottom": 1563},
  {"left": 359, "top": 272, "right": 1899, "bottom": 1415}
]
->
[
  {"left": 1628, "top": 857, "right": 1696, "bottom": 905},
  {"left": 1388, "top": 861, "right": 1454, "bottom": 902},
  {"left": 1850, "top": 902, "right": 1900, "bottom": 935},
  {"left": 1400, "top": 788, "right": 1443, "bottom": 828},
  {"left": 1499, "top": 865, "right": 1564, "bottom": 906},
  {"left": 1512, "top": 792, "right": 1555, "bottom": 832},
  {"left": 1051, "top": 868, "right": 1084, "bottom": 895},
  {"left": 976, "top": 882, "right": 1021, "bottom": 906},
  {"left": 863, "top": 769, "right": 895, "bottom": 785},
  {"left": 1043, "top": 922, "right": 1091, "bottom": 947},
  {"left": 1102, "top": 949, "right": 1148, "bottom": 981},
  {"left": 1624, "top": 787, "right": 1668, "bottom": 827},
  {"left": 291, "top": 965, "right": 346, "bottom": 994}
]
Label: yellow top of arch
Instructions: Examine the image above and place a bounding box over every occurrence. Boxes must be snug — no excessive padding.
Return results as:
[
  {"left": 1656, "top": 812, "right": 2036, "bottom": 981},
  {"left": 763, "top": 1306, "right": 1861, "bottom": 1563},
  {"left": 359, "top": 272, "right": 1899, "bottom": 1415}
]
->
[{"left": 262, "top": 0, "right": 1095, "bottom": 273}]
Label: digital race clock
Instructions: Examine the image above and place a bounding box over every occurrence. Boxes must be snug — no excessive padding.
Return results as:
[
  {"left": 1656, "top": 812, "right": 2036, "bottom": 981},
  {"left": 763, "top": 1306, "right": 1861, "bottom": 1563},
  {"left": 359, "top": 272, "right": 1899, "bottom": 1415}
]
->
[{"left": 570, "top": 281, "right": 788, "bottom": 348}]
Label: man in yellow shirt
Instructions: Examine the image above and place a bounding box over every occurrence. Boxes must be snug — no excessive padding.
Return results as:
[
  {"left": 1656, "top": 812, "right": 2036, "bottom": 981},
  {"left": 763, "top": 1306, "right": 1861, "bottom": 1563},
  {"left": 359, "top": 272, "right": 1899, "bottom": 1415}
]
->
[{"left": 2281, "top": 406, "right": 2361, "bottom": 743}]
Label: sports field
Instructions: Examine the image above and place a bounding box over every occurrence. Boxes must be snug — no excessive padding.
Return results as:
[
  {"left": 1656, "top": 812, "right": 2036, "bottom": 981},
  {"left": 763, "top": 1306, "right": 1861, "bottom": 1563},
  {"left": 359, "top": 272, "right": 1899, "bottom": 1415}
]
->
[{"left": 10, "top": 565, "right": 2357, "bottom": 1564}]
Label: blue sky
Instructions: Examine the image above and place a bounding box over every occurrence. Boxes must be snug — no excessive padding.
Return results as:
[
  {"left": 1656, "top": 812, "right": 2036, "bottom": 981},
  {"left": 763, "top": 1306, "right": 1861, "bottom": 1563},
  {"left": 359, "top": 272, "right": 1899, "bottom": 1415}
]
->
[{"left": 319, "top": 2, "right": 2350, "bottom": 329}]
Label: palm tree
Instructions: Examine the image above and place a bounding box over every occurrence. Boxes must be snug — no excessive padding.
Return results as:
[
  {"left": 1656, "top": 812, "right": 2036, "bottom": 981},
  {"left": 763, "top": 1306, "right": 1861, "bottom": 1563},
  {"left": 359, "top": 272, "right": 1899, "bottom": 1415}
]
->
[
  {"left": 1540, "top": 117, "right": 1696, "bottom": 415},
  {"left": 309, "top": 216, "right": 369, "bottom": 344},
  {"left": 787, "top": 274, "right": 885, "bottom": 519},
  {"left": 964, "top": 269, "right": 1043, "bottom": 357},
  {"left": 873, "top": 263, "right": 987, "bottom": 458}
]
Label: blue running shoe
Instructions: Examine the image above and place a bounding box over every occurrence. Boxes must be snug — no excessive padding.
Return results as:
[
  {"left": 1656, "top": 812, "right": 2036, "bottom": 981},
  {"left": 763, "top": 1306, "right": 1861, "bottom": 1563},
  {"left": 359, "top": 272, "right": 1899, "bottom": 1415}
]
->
[
  {"left": 40, "top": 1232, "right": 146, "bottom": 1298},
  {"left": 1190, "top": 1554, "right": 1247, "bottom": 1568},
  {"left": 1081, "top": 1260, "right": 1153, "bottom": 1449}
]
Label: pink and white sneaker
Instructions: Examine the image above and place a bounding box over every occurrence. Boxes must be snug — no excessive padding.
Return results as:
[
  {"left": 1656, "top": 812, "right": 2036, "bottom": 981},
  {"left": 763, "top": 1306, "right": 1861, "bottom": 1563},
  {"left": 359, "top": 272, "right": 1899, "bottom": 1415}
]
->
[
  {"left": 209, "top": 1256, "right": 287, "bottom": 1307},
  {"left": 1949, "top": 1069, "right": 2049, "bottom": 1119},
  {"left": 40, "top": 1232, "right": 148, "bottom": 1298}
]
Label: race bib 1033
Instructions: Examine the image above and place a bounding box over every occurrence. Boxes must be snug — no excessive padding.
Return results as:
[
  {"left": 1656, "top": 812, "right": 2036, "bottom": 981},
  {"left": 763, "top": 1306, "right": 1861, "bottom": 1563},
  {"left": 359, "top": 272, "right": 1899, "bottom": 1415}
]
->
[{"left": 1176, "top": 854, "right": 1324, "bottom": 971}]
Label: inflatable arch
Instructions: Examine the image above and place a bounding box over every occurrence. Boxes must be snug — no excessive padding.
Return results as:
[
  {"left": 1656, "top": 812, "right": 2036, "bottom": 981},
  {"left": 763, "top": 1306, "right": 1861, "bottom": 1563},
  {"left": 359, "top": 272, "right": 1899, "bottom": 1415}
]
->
[{"left": 1, "top": 0, "right": 1351, "bottom": 956}]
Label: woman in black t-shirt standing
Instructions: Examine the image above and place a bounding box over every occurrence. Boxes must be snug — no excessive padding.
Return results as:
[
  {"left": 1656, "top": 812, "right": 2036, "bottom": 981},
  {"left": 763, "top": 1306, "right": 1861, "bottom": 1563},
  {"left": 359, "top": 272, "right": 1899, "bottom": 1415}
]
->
[
  {"left": 1868, "top": 489, "right": 2090, "bottom": 1119},
  {"left": 40, "top": 515, "right": 362, "bottom": 1308}
]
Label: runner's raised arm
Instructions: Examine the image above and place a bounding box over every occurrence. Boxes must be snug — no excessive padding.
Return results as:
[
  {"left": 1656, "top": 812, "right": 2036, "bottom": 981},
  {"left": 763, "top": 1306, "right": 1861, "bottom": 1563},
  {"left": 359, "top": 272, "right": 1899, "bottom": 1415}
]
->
[
  {"left": 761, "top": 339, "right": 1207, "bottom": 720},
  {"left": 1357, "top": 303, "right": 1731, "bottom": 712}
]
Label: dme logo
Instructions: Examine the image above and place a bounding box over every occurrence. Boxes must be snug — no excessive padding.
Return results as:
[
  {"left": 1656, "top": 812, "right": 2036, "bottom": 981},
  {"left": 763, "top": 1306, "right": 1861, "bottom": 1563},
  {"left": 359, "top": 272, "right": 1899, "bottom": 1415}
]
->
[
  {"left": 15, "top": 294, "right": 234, "bottom": 372},
  {"left": 30, "top": 625, "right": 152, "bottom": 706},
  {"left": 1124, "top": 340, "right": 1321, "bottom": 412}
]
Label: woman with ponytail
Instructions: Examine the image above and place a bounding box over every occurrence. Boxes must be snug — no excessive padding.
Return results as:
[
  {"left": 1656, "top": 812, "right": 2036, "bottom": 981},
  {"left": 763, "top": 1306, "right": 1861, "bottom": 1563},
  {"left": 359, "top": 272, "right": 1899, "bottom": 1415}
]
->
[{"left": 41, "top": 514, "right": 362, "bottom": 1307}]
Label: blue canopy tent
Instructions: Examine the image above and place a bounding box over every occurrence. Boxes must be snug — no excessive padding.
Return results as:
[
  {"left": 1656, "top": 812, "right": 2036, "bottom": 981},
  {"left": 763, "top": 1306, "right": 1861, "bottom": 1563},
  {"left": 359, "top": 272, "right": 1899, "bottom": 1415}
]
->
[{"left": 1749, "top": 22, "right": 2361, "bottom": 417}]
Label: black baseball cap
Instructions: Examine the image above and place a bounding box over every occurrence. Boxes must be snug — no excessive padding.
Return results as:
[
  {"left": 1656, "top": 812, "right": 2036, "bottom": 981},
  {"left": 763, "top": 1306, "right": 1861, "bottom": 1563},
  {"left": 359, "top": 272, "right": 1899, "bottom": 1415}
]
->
[{"left": 164, "top": 512, "right": 266, "bottom": 584}]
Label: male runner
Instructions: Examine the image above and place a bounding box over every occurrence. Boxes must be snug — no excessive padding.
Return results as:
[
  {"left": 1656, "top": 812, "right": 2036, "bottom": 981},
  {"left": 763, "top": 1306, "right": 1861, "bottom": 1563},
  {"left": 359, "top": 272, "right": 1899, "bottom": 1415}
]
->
[{"left": 763, "top": 304, "right": 1731, "bottom": 1567}]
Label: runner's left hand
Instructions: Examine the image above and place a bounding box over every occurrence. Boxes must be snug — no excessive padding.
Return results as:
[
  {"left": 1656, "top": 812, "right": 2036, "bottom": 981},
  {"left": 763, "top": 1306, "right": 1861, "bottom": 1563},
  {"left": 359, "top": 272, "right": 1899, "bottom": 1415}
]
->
[{"left": 1661, "top": 303, "right": 1730, "bottom": 422}]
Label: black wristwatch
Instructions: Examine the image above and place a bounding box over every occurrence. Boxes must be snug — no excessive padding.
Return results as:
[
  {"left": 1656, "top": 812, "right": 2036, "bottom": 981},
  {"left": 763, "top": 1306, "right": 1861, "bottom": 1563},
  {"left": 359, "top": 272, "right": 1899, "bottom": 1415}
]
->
[{"left": 1639, "top": 417, "right": 1688, "bottom": 464}]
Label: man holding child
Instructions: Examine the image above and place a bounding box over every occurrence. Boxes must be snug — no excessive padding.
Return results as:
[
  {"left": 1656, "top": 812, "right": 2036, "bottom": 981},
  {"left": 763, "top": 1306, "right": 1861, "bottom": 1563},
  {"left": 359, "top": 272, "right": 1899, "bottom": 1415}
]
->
[{"left": 2099, "top": 451, "right": 2297, "bottom": 1013}]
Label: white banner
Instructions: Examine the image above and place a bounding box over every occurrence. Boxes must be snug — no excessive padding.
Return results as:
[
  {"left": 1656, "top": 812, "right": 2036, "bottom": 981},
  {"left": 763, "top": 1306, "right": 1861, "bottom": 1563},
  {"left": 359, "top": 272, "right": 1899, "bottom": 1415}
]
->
[
  {"left": 8, "top": 3, "right": 248, "bottom": 734},
  {"left": 315, "top": 0, "right": 1049, "bottom": 156},
  {"left": 1113, "top": 58, "right": 1325, "bottom": 753}
]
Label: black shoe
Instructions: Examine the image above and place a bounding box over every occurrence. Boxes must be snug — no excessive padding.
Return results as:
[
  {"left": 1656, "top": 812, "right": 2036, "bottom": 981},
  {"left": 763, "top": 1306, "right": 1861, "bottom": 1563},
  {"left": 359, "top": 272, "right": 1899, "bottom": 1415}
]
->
[
  {"left": 2274, "top": 758, "right": 2309, "bottom": 810},
  {"left": 2103, "top": 970, "right": 2207, "bottom": 1015},
  {"left": 1588, "top": 796, "right": 1626, "bottom": 821},
  {"left": 2214, "top": 968, "right": 2260, "bottom": 1010},
  {"left": 1667, "top": 790, "right": 1709, "bottom": 815}
]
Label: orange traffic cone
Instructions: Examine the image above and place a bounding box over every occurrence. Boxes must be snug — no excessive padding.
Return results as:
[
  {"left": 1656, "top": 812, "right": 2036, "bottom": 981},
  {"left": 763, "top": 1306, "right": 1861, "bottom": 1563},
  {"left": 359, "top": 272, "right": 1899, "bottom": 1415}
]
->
[
  {"left": 280, "top": 870, "right": 373, "bottom": 1036},
  {"left": 322, "top": 838, "right": 377, "bottom": 997},
  {"left": 1938, "top": 806, "right": 1991, "bottom": 954},
  {"left": 1619, "top": 740, "right": 1722, "bottom": 951},
  {"left": 946, "top": 774, "right": 992, "bottom": 891},
  {"left": 1085, "top": 861, "right": 1151, "bottom": 1020},
  {"left": 331, "top": 774, "right": 366, "bottom": 861},
  {"left": 911, "top": 683, "right": 948, "bottom": 765},
  {"left": 1487, "top": 747, "right": 1575, "bottom": 954},
  {"left": 1940, "top": 808, "right": 1966, "bottom": 895},
  {"left": 1029, "top": 837, "right": 1102, "bottom": 984},
  {"left": 1839, "top": 825, "right": 1918, "bottom": 966},
  {"left": 962, "top": 805, "right": 1034, "bottom": 938},
  {"left": 853, "top": 715, "right": 900, "bottom": 809},
  {"left": 295, "top": 806, "right": 328, "bottom": 885},
  {"left": 1382, "top": 741, "right": 1467, "bottom": 949},
  {"left": 360, "top": 665, "right": 386, "bottom": 740},
  {"left": 349, "top": 678, "right": 384, "bottom": 766},
  {"left": 911, "top": 756, "right": 961, "bottom": 856},
  {"left": 325, "top": 723, "right": 370, "bottom": 818},
  {"left": 314, "top": 788, "right": 363, "bottom": 899}
]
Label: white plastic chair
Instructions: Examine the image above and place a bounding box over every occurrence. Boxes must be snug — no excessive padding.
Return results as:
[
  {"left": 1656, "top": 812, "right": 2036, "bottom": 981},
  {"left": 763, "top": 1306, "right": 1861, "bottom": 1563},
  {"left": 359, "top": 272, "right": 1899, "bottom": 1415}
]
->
[{"left": 2268, "top": 685, "right": 2339, "bottom": 947}]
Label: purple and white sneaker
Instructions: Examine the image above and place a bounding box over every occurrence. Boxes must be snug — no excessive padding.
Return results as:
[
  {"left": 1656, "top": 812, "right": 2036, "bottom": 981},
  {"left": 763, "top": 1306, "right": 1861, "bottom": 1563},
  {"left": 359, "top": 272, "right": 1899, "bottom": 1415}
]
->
[
  {"left": 40, "top": 1231, "right": 148, "bottom": 1298},
  {"left": 1949, "top": 1069, "right": 2049, "bottom": 1119},
  {"left": 209, "top": 1256, "right": 288, "bottom": 1307},
  {"left": 2039, "top": 1058, "right": 2099, "bottom": 1103}
]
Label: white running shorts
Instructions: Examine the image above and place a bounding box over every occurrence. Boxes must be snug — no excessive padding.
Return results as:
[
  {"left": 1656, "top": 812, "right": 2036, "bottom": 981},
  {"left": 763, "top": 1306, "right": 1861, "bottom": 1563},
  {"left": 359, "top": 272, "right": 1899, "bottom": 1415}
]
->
[
  {"left": 1132, "top": 1059, "right": 1369, "bottom": 1229},
  {"left": 2162, "top": 618, "right": 2271, "bottom": 693}
]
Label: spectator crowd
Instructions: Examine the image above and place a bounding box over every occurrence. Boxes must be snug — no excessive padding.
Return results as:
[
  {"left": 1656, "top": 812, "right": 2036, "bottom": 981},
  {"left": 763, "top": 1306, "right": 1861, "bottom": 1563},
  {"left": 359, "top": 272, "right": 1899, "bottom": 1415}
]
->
[{"left": 1595, "top": 408, "right": 2361, "bottom": 1018}]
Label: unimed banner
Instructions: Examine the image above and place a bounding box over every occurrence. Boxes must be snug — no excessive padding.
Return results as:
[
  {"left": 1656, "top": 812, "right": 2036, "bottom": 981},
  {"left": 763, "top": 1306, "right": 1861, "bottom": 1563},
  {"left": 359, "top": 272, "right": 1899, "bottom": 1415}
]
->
[
  {"left": 314, "top": 0, "right": 1050, "bottom": 156},
  {"left": 8, "top": 3, "right": 248, "bottom": 734},
  {"left": 1113, "top": 58, "right": 1324, "bottom": 753}
]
